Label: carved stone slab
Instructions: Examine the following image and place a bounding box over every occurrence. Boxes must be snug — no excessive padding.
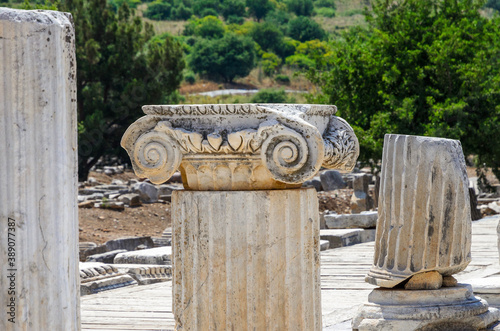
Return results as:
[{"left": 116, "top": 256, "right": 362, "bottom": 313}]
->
[
  {"left": 121, "top": 104, "right": 359, "bottom": 190},
  {"left": 367, "top": 134, "right": 472, "bottom": 288}
]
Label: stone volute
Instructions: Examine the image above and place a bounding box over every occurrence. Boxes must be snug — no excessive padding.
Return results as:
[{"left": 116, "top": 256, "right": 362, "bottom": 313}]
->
[
  {"left": 121, "top": 103, "right": 359, "bottom": 330},
  {"left": 121, "top": 104, "right": 359, "bottom": 189}
]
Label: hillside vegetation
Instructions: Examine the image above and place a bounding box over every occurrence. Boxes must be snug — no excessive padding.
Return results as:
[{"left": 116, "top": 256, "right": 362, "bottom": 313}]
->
[{"left": 2, "top": 0, "right": 500, "bottom": 184}]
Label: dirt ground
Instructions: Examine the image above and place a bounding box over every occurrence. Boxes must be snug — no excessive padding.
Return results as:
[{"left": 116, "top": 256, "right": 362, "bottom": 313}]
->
[{"left": 78, "top": 170, "right": 353, "bottom": 244}]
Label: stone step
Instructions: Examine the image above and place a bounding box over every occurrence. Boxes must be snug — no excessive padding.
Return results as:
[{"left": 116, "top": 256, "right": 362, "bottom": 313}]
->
[{"left": 112, "top": 264, "right": 173, "bottom": 285}]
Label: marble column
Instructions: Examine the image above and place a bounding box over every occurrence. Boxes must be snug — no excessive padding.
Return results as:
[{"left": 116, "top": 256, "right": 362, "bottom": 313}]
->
[
  {"left": 0, "top": 8, "right": 79, "bottom": 331},
  {"left": 121, "top": 104, "right": 360, "bottom": 330},
  {"left": 354, "top": 134, "right": 499, "bottom": 330}
]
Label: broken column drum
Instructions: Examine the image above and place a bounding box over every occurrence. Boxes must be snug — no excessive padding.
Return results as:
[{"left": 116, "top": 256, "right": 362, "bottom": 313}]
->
[
  {"left": 121, "top": 104, "right": 359, "bottom": 330},
  {"left": 0, "top": 8, "right": 79, "bottom": 331},
  {"left": 367, "top": 134, "right": 472, "bottom": 288}
]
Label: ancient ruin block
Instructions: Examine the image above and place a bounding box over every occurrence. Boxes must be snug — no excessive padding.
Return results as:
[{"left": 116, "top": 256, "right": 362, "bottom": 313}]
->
[
  {"left": 121, "top": 104, "right": 359, "bottom": 189},
  {"left": 0, "top": 8, "right": 79, "bottom": 330},
  {"left": 172, "top": 189, "right": 322, "bottom": 330},
  {"left": 366, "top": 134, "right": 472, "bottom": 288}
]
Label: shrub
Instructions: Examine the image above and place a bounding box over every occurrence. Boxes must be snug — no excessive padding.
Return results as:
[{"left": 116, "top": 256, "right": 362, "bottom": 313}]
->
[
  {"left": 144, "top": 1, "right": 172, "bottom": 20},
  {"left": 184, "top": 71, "right": 196, "bottom": 84},
  {"left": 316, "top": 7, "right": 335, "bottom": 17},
  {"left": 275, "top": 74, "right": 290, "bottom": 84},
  {"left": 261, "top": 52, "right": 282, "bottom": 76},
  {"left": 250, "top": 89, "right": 288, "bottom": 103},
  {"left": 286, "top": 0, "right": 314, "bottom": 16}
]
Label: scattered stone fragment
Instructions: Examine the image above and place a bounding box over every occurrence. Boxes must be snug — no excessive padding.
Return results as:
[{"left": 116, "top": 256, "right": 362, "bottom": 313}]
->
[
  {"left": 111, "top": 179, "right": 125, "bottom": 185},
  {"left": 320, "top": 240, "right": 330, "bottom": 251},
  {"left": 118, "top": 193, "right": 142, "bottom": 207},
  {"left": 303, "top": 177, "right": 323, "bottom": 191},
  {"left": 114, "top": 246, "right": 172, "bottom": 265},
  {"left": 324, "top": 211, "right": 378, "bottom": 229},
  {"left": 133, "top": 182, "right": 159, "bottom": 203},
  {"left": 404, "top": 271, "right": 443, "bottom": 290},
  {"left": 86, "top": 249, "right": 127, "bottom": 264},
  {"left": 113, "top": 264, "right": 173, "bottom": 285},
  {"left": 442, "top": 275, "right": 458, "bottom": 287},
  {"left": 94, "top": 201, "right": 125, "bottom": 211},
  {"left": 80, "top": 262, "right": 137, "bottom": 295},
  {"left": 320, "top": 228, "right": 375, "bottom": 249},
  {"left": 350, "top": 173, "right": 373, "bottom": 213},
  {"left": 320, "top": 170, "right": 346, "bottom": 191},
  {"left": 105, "top": 236, "right": 155, "bottom": 251},
  {"left": 78, "top": 201, "right": 94, "bottom": 209}
]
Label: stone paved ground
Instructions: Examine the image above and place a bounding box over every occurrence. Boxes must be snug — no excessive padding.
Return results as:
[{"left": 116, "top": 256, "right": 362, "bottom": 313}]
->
[{"left": 81, "top": 215, "right": 500, "bottom": 331}]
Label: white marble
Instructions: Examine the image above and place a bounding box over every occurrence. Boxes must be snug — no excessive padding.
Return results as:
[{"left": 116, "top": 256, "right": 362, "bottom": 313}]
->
[
  {"left": 172, "top": 189, "right": 322, "bottom": 330},
  {"left": 367, "top": 134, "right": 472, "bottom": 288},
  {"left": 0, "top": 8, "right": 79, "bottom": 330},
  {"left": 121, "top": 104, "right": 359, "bottom": 189}
]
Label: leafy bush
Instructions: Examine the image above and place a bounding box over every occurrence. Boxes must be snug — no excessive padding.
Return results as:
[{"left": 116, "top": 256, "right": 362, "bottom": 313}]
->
[
  {"left": 184, "top": 71, "right": 196, "bottom": 84},
  {"left": 250, "top": 89, "right": 288, "bottom": 103},
  {"left": 246, "top": 0, "right": 273, "bottom": 21},
  {"left": 275, "top": 74, "right": 291, "bottom": 84},
  {"left": 172, "top": 3, "right": 193, "bottom": 20},
  {"left": 144, "top": 1, "right": 172, "bottom": 20},
  {"left": 184, "top": 16, "right": 225, "bottom": 38},
  {"left": 316, "top": 7, "right": 335, "bottom": 17},
  {"left": 261, "top": 52, "right": 282, "bottom": 76},
  {"left": 315, "top": 0, "right": 336, "bottom": 8},
  {"left": 287, "top": 16, "right": 326, "bottom": 42},
  {"left": 189, "top": 33, "right": 256, "bottom": 82},
  {"left": 285, "top": 54, "right": 315, "bottom": 69},
  {"left": 249, "top": 22, "right": 284, "bottom": 53},
  {"left": 192, "top": 0, "right": 219, "bottom": 16},
  {"left": 200, "top": 7, "right": 218, "bottom": 17},
  {"left": 286, "top": 0, "right": 314, "bottom": 16},
  {"left": 226, "top": 15, "right": 245, "bottom": 24},
  {"left": 221, "top": 0, "right": 246, "bottom": 21}
]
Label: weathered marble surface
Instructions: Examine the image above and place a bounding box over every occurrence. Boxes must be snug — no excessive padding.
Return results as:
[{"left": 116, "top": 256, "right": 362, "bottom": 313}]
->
[
  {"left": 0, "top": 8, "right": 79, "bottom": 331},
  {"left": 172, "top": 189, "right": 322, "bottom": 330},
  {"left": 367, "top": 134, "right": 472, "bottom": 288},
  {"left": 121, "top": 104, "right": 359, "bottom": 189}
]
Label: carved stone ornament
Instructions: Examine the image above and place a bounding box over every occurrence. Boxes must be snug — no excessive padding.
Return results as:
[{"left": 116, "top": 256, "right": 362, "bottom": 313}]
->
[{"left": 121, "top": 104, "right": 359, "bottom": 190}]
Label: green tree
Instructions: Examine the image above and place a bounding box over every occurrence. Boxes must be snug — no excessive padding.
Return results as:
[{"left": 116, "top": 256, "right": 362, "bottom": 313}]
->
[
  {"left": 221, "top": 0, "right": 246, "bottom": 21},
  {"left": 189, "top": 33, "right": 256, "bottom": 82},
  {"left": 261, "top": 52, "right": 282, "bottom": 76},
  {"left": 287, "top": 16, "right": 326, "bottom": 42},
  {"left": 286, "top": 0, "right": 314, "bottom": 16},
  {"left": 246, "top": 0, "right": 273, "bottom": 21},
  {"left": 192, "top": 0, "right": 219, "bottom": 16},
  {"left": 144, "top": 1, "right": 172, "bottom": 20},
  {"left": 249, "top": 22, "right": 284, "bottom": 53},
  {"left": 307, "top": 0, "right": 500, "bottom": 179},
  {"left": 60, "top": 0, "right": 185, "bottom": 180}
]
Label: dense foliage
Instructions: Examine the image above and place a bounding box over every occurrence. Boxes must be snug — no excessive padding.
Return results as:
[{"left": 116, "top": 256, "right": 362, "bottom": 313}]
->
[
  {"left": 307, "top": 0, "right": 500, "bottom": 179},
  {"left": 59, "top": 0, "right": 185, "bottom": 180}
]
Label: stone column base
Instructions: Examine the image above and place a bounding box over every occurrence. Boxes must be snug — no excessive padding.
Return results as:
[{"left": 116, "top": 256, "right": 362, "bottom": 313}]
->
[
  {"left": 353, "top": 284, "right": 500, "bottom": 330},
  {"left": 172, "top": 188, "right": 322, "bottom": 331}
]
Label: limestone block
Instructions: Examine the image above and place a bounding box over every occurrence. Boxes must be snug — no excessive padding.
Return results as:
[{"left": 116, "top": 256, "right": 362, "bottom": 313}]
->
[
  {"left": 350, "top": 174, "right": 373, "bottom": 213},
  {"left": 352, "top": 284, "right": 500, "bottom": 331},
  {"left": 324, "top": 211, "right": 378, "bottom": 229},
  {"left": 86, "top": 249, "right": 127, "bottom": 263},
  {"left": 320, "top": 228, "right": 376, "bottom": 249},
  {"left": 404, "top": 271, "right": 443, "bottom": 290},
  {"left": 114, "top": 246, "right": 172, "bottom": 265},
  {"left": 367, "top": 135, "right": 472, "bottom": 288},
  {"left": 121, "top": 104, "right": 359, "bottom": 189},
  {"left": 0, "top": 8, "right": 79, "bottom": 331},
  {"left": 172, "top": 189, "right": 322, "bottom": 330},
  {"left": 133, "top": 182, "right": 158, "bottom": 202}
]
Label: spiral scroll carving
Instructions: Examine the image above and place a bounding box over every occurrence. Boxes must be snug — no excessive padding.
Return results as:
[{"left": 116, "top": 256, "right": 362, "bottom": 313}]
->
[
  {"left": 258, "top": 122, "right": 322, "bottom": 184},
  {"left": 132, "top": 131, "right": 182, "bottom": 184}
]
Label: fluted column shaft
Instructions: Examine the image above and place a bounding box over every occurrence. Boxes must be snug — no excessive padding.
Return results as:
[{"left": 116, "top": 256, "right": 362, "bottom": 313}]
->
[
  {"left": 172, "top": 189, "right": 322, "bottom": 331},
  {"left": 0, "top": 8, "right": 79, "bottom": 331}
]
